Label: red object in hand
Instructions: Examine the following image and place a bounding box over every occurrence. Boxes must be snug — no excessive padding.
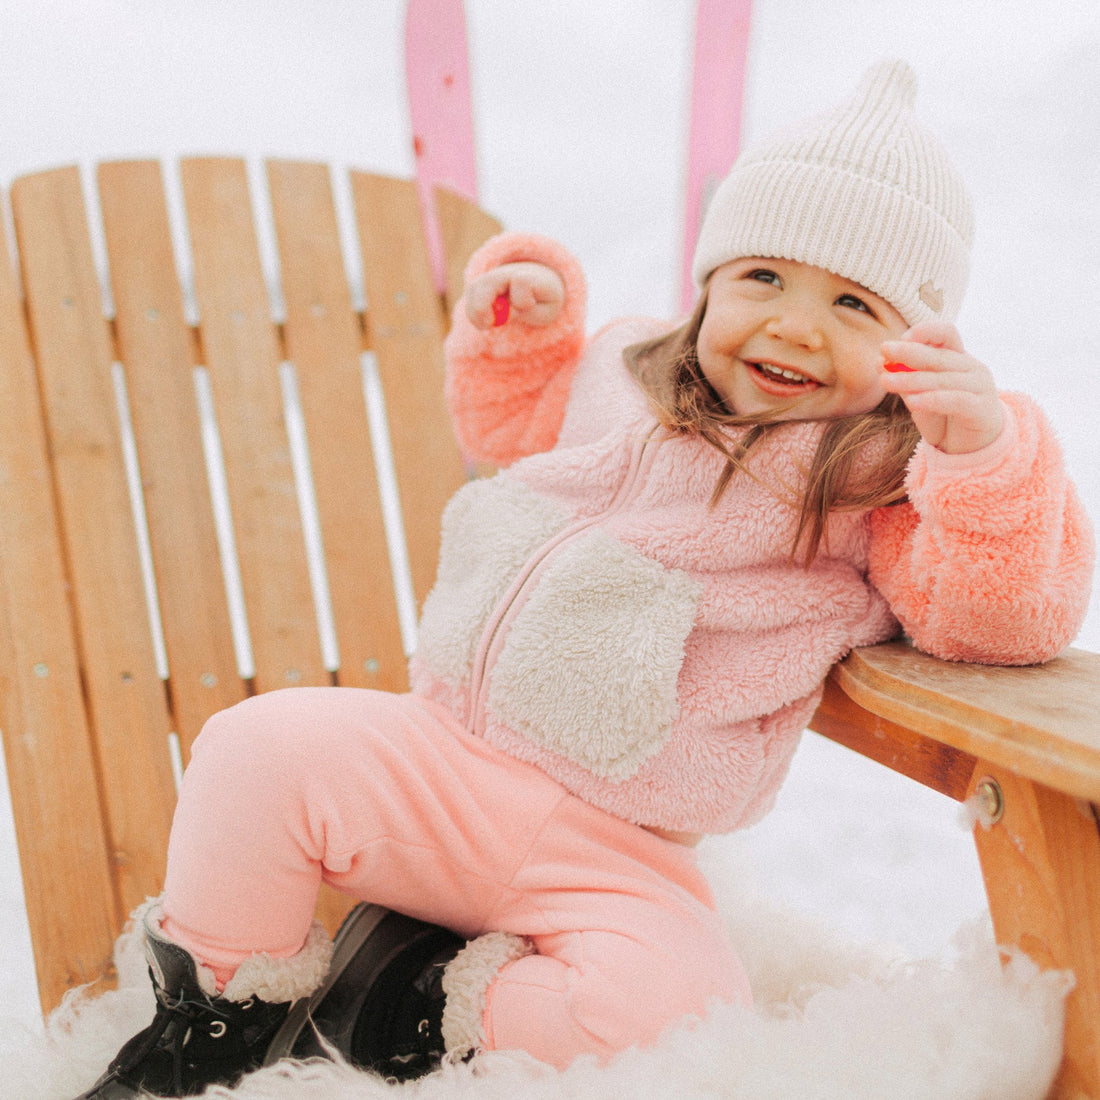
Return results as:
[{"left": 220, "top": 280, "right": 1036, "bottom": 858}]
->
[
  {"left": 492, "top": 293, "right": 510, "bottom": 326},
  {"left": 883, "top": 360, "right": 916, "bottom": 373}
]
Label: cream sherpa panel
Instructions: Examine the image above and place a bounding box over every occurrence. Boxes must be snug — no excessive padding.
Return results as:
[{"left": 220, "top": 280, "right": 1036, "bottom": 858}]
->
[
  {"left": 414, "top": 474, "right": 569, "bottom": 704},
  {"left": 487, "top": 528, "right": 701, "bottom": 780}
]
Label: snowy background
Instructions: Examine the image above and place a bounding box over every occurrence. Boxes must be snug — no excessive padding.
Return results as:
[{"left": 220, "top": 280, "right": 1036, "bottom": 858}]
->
[{"left": 0, "top": 0, "right": 1097, "bottom": 1045}]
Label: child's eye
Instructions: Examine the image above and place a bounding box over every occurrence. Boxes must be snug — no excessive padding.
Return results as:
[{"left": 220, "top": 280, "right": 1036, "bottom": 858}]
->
[
  {"left": 836, "top": 293, "right": 875, "bottom": 316},
  {"left": 747, "top": 269, "right": 781, "bottom": 286}
]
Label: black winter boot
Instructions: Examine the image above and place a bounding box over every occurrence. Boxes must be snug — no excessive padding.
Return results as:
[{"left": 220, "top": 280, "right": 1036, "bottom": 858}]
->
[
  {"left": 73, "top": 904, "right": 331, "bottom": 1098},
  {"left": 267, "top": 903, "right": 465, "bottom": 1082}
]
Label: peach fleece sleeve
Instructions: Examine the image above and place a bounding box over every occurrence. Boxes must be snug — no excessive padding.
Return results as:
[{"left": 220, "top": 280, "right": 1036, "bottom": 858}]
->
[
  {"left": 444, "top": 233, "right": 588, "bottom": 465},
  {"left": 868, "top": 392, "right": 1095, "bottom": 665}
]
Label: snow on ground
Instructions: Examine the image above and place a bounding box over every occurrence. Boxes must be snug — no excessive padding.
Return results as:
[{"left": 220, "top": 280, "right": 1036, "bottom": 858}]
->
[{"left": 0, "top": 0, "right": 1097, "bottom": 1077}]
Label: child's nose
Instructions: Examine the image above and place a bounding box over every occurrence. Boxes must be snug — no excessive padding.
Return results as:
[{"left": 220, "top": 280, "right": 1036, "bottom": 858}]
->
[{"left": 764, "top": 306, "right": 824, "bottom": 350}]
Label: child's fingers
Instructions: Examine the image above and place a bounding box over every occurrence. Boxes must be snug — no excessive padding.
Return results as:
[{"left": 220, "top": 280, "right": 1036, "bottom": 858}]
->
[
  {"left": 505, "top": 265, "right": 566, "bottom": 325},
  {"left": 511, "top": 298, "right": 566, "bottom": 326},
  {"left": 880, "top": 340, "right": 994, "bottom": 398},
  {"left": 880, "top": 329, "right": 1004, "bottom": 453},
  {"left": 898, "top": 387, "right": 1006, "bottom": 454},
  {"left": 465, "top": 271, "right": 516, "bottom": 328},
  {"left": 464, "top": 263, "right": 565, "bottom": 329},
  {"left": 897, "top": 320, "right": 966, "bottom": 353},
  {"left": 507, "top": 279, "right": 539, "bottom": 312},
  {"left": 892, "top": 386, "right": 996, "bottom": 420},
  {"left": 881, "top": 349, "right": 998, "bottom": 424},
  {"left": 881, "top": 339, "right": 968, "bottom": 377},
  {"left": 881, "top": 321, "right": 965, "bottom": 374}
]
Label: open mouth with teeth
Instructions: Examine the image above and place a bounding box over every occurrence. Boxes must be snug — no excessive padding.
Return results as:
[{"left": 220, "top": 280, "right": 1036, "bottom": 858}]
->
[{"left": 746, "top": 360, "right": 821, "bottom": 397}]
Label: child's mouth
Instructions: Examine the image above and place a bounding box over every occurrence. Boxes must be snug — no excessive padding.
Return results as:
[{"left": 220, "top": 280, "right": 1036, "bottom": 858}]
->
[{"left": 747, "top": 361, "right": 820, "bottom": 396}]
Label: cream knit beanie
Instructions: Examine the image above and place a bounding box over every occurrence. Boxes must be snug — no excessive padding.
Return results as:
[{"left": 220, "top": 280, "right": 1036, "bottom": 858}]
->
[{"left": 691, "top": 60, "right": 973, "bottom": 326}]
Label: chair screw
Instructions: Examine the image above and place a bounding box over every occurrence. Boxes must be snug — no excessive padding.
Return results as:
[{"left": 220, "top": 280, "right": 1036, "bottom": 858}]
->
[{"left": 975, "top": 777, "right": 1005, "bottom": 825}]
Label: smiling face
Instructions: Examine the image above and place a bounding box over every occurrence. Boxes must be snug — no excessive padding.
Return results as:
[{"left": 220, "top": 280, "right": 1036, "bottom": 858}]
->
[{"left": 695, "top": 258, "right": 910, "bottom": 421}]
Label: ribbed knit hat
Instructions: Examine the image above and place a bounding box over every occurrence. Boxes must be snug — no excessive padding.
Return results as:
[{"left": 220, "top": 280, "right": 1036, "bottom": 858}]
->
[{"left": 691, "top": 60, "right": 974, "bottom": 325}]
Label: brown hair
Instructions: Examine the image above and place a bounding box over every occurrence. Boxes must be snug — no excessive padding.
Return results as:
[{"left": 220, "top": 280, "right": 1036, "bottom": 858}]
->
[{"left": 623, "top": 288, "right": 920, "bottom": 562}]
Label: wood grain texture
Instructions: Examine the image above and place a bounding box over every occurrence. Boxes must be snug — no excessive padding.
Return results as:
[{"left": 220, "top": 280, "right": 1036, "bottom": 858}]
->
[
  {"left": 180, "top": 158, "right": 326, "bottom": 694},
  {"left": 810, "top": 678, "right": 976, "bottom": 801},
  {"left": 968, "top": 765, "right": 1100, "bottom": 1097},
  {"left": 99, "top": 160, "right": 246, "bottom": 756},
  {"left": 351, "top": 171, "right": 467, "bottom": 609},
  {"left": 0, "top": 186, "right": 121, "bottom": 1008},
  {"left": 10, "top": 167, "right": 176, "bottom": 923},
  {"left": 830, "top": 642, "right": 1100, "bottom": 801},
  {"left": 266, "top": 159, "right": 407, "bottom": 694}
]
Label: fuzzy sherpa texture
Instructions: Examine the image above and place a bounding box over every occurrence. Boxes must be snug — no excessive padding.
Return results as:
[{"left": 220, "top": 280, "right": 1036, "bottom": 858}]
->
[
  {"left": 144, "top": 898, "right": 333, "bottom": 1004},
  {"left": 440, "top": 932, "right": 535, "bottom": 1058},
  {"left": 488, "top": 528, "right": 701, "bottom": 780},
  {"left": 413, "top": 475, "right": 569, "bottom": 712},
  {"left": 418, "top": 237, "right": 1092, "bottom": 835},
  {"left": 219, "top": 920, "right": 333, "bottom": 1005},
  {"left": 870, "top": 392, "right": 1096, "bottom": 664},
  {"left": 445, "top": 233, "right": 588, "bottom": 466},
  {"left": 11, "top": 840, "right": 1069, "bottom": 1099}
]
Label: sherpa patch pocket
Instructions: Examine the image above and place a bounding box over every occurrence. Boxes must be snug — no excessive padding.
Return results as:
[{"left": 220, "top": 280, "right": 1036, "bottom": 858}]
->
[
  {"left": 415, "top": 476, "right": 569, "bottom": 689},
  {"left": 487, "top": 530, "right": 701, "bottom": 781}
]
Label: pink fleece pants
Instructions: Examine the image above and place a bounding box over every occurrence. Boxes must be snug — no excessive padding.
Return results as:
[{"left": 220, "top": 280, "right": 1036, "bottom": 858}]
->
[{"left": 161, "top": 688, "right": 751, "bottom": 1068}]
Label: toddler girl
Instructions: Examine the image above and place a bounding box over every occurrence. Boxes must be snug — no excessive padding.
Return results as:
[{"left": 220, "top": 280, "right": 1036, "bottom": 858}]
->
[{"left": 77, "top": 59, "right": 1093, "bottom": 1098}]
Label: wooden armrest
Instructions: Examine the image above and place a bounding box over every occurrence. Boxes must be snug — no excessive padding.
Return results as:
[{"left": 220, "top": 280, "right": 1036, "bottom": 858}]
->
[
  {"left": 815, "top": 640, "right": 1100, "bottom": 1097},
  {"left": 822, "top": 641, "right": 1100, "bottom": 803}
]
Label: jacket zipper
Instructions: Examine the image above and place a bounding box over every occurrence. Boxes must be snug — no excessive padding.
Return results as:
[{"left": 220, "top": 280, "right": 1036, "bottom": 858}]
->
[{"left": 466, "top": 430, "right": 658, "bottom": 738}]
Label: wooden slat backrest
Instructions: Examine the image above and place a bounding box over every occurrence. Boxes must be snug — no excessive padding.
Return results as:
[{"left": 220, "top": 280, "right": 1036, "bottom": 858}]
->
[
  {"left": 9, "top": 169, "right": 178, "bottom": 929},
  {"left": 266, "top": 160, "right": 407, "bottom": 693},
  {"left": 181, "top": 158, "right": 329, "bottom": 696},
  {"left": 98, "top": 161, "right": 246, "bottom": 755},
  {"left": 435, "top": 185, "right": 506, "bottom": 320},
  {"left": 0, "top": 158, "right": 499, "bottom": 1012},
  {"left": 0, "top": 194, "right": 122, "bottom": 1001},
  {"left": 351, "top": 171, "right": 468, "bottom": 605}
]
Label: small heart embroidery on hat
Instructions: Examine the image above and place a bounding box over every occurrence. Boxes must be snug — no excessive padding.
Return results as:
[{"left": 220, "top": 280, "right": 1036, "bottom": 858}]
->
[{"left": 919, "top": 281, "right": 944, "bottom": 311}]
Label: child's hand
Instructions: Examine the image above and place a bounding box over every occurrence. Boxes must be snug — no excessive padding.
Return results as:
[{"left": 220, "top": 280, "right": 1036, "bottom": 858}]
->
[
  {"left": 464, "top": 262, "right": 566, "bottom": 330},
  {"left": 881, "top": 323, "right": 1005, "bottom": 455}
]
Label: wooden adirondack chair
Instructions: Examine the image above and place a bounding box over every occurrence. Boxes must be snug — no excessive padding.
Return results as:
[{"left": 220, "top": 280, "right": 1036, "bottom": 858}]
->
[
  {"left": 0, "top": 157, "right": 1097, "bottom": 1098},
  {"left": 0, "top": 154, "right": 497, "bottom": 998}
]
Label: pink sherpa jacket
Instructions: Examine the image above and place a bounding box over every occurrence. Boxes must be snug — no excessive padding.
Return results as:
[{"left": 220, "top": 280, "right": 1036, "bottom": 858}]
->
[{"left": 407, "top": 233, "right": 1095, "bottom": 834}]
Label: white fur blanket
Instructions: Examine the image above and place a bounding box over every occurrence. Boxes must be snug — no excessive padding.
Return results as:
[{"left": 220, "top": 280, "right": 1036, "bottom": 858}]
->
[{"left": 1, "top": 842, "right": 1069, "bottom": 1100}]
